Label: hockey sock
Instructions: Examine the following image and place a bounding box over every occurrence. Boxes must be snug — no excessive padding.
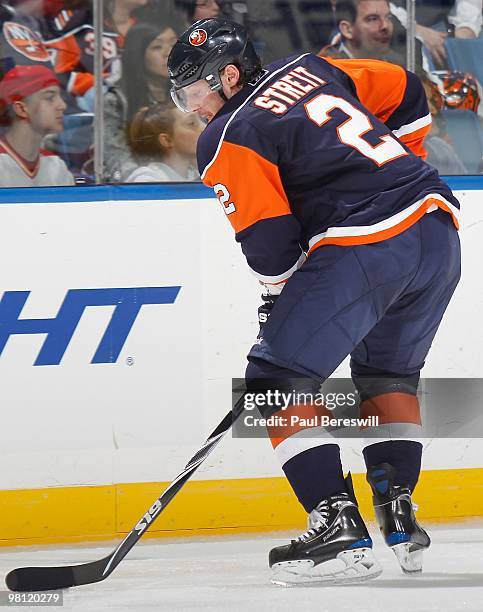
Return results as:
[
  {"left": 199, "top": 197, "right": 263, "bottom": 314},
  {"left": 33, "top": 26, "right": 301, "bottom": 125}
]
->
[
  {"left": 245, "top": 358, "right": 347, "bottom": 513},
  {"left": 282, "top": 443, "right": 346, "bottom": 512},
  {"left": 363, "top": 440, "right": 422, "bottom": 492}
]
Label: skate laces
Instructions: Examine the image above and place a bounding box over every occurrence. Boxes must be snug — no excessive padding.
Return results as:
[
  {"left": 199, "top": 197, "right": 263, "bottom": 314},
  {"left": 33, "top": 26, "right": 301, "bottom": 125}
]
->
[
  {"left": 293, "top": 502, "right": 330, "bottom": 543},
  {"left": 397, "top": 489, "right": 419, "bottom": 514},
  {"left": 374, "top": 487, "right": 416, "bottom": 509}
]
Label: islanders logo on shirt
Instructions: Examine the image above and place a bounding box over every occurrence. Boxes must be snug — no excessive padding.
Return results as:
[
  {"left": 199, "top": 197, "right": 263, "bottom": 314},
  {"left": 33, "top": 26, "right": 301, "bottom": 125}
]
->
[
  {"left": 3, "top": 22, "right": 50, "bottom": 62},
  {"left": 189, "top": 29, "right": 207, "bottom": 47}
]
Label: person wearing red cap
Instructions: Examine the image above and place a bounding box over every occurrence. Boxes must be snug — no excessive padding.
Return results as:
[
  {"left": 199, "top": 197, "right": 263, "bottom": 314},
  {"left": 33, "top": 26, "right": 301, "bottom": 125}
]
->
[{"left": 0, "top": 64, "right": 74, "bottom": 187}]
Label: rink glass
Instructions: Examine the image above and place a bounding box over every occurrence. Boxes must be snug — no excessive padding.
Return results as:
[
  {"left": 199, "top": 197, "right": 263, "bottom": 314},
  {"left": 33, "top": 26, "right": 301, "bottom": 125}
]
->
[{"left": 0, "top": 1, "right": 480, "bottom": 186}]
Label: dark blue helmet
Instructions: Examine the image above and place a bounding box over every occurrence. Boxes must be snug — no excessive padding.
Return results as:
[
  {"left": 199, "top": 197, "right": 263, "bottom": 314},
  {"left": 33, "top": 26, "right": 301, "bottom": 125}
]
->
[{"left": 168, "top": 18, "right": 262, "bottom": 94}]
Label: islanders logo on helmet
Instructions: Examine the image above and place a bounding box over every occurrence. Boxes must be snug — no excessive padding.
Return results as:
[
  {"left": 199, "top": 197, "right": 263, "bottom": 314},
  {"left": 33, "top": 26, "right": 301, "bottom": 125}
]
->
[
  {"left": 189, "top": 29, "right": 208, "bottom": 47},
  {"left": 3, "top": 22, "right": 50, "bottom": 62}
]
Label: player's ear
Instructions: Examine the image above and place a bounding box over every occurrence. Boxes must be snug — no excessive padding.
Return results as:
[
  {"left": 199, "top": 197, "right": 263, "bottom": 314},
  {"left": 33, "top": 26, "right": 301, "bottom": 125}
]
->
[
  {"left": 339, "top": 20, "right": 353, "bottom": 40},
  {"left": 221, "top": 64, "right": 241, "bottom": 90}
]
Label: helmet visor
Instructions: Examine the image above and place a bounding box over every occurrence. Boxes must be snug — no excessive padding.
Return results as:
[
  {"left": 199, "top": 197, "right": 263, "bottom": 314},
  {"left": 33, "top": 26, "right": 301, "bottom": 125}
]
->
[{"left": 171, "top": 78, "right": 218, "bottom": 113}]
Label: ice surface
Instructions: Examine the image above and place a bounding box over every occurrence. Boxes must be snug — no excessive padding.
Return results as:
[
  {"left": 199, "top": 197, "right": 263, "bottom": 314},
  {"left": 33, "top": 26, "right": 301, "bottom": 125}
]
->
[{"left": 1, "top": 523, "right": 482, "bottom": 611}]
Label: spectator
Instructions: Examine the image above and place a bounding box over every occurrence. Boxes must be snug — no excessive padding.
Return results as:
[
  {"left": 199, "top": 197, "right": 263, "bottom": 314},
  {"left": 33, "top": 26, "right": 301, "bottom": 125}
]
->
[
  {"left": 0, "top": 2, "right": 96, "bottom": 179},
  {"left": 0, "top": 65, "right": 74, "bottom": 186},
  {"left": 390, "top": 0, "right": 482, "bottom": 67},
  {"left": 134, "top": 0, "right": 185, "bottom": 33},
  {"left": 242, "top": 1, "right": 328, "bottom": 63},
  {"left": 319, "top": 0, "right": 407, "bottom": 65},
  {"left": 104, "top": 21, "right": 178, "bottom": 181},
  {"left": 44, "top": 0, "right": 149, "bottom": 101},
  {"left": 0, "top": 0, "right": 54, "bottom": 73},
  {"left": 106, "top": 0, "right": 149, "bottom": 37},
  {"left": 298, "top": 0, "right": 339, "bottom": 53},
  {"left": 174, "top": 0, "right": 221, "bottom": 28},
  {"left": 126, "top": 102, "right": 203, "bottom": 182}
]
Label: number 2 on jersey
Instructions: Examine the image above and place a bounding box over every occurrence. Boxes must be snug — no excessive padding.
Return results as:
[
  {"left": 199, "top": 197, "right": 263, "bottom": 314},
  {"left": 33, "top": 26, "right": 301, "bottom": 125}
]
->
[
  {"left": 305, "top": 93, "right": 408, "bottom": 166},
  {"left": 214, "top": 183, "right": 236, "bottom": 215}
]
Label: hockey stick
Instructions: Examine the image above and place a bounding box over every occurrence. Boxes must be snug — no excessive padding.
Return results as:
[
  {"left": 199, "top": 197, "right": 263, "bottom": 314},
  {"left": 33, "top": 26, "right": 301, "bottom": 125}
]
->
[{"left": 6, "top": 395, "right": 246, "bottom": 592}]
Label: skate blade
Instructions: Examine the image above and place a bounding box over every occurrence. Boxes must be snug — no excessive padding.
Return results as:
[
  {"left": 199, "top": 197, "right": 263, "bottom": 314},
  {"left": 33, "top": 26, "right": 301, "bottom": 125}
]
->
[
  {"left": 271, "top": 548, "right": 382, "bottom": 586},
  {"left": 392, "top": 542, "right": 425, "bottom": 574}
]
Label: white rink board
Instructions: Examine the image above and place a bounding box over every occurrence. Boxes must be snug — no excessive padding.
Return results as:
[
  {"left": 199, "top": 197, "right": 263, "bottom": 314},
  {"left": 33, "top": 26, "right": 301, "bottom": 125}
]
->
[{"left": 0, "top": 189, "right": 481, "bottom": 490}]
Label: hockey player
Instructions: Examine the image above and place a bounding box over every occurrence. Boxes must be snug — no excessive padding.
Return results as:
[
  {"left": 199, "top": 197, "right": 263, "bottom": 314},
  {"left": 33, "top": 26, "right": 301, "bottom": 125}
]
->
[
  {"left": 167, "top": 19, "right": 460, "bottom": 585},
  {"left": 0, "top": 64, "right": 74, "bottom": 186}
]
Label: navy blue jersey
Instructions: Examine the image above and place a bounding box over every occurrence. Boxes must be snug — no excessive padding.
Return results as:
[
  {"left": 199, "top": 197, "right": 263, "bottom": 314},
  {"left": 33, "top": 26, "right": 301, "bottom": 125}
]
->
[
  {"left": 43, "top": 8, "right": 125, "bottom": 96},
  {"left": 198, "top": 53, "right": 460, "bottom": 288}
]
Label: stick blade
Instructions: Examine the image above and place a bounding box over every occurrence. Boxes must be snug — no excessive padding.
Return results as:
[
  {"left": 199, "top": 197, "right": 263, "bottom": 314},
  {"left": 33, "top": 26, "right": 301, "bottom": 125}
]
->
[{"left": 6, "top": 566, "right": 75, "bottom": 591}]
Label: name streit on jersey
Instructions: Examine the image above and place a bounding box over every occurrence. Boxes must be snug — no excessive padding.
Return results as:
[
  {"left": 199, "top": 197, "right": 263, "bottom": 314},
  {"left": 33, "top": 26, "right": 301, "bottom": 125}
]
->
[{"left": 253, "top": 67, "right": 325, "bottom": 115}]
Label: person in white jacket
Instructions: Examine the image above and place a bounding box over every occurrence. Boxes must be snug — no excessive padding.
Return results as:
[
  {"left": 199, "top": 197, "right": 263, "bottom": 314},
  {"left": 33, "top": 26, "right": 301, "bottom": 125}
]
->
[
  {"left": 126, "top": 102, "right": 203, "bottom": 182},
  {"left": 0, "top": 65, "right": 74, "bottom": 188},
  {"left": 390, "top": 0, "right": 482, "bottom": 65}
]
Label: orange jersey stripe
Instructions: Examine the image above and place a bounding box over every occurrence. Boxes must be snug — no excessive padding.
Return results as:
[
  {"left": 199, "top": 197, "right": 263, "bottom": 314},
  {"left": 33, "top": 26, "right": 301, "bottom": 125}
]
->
[
  {"left": 398, "top": 124, "right": 431, "bottom": 160},
  {"left": 267, "top": 404, "right": 334, "bottom": 449},
  {"left": 308, "top": 197, "right": 458, "bottom": 253},
  {"left": 204, "top": 140, "right": 292, "bottom": 234},
  {"left": 360, "top": 393, "right": 421, "bottom": 427},
  {"left": 323, "top": 57, "right": 407, "bottom": 124}
]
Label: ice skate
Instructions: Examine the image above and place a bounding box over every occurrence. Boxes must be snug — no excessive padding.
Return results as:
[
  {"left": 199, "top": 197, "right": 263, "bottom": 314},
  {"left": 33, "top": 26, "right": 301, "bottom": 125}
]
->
[
  {"left": 367, "top": 463, "right": 430, "bottom": 574},
  {"left": 269, "top": 476, "right": 382, "bottom": 586}
]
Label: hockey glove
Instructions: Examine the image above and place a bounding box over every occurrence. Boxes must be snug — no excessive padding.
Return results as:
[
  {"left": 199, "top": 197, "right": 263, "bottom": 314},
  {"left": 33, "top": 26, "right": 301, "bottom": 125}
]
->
[{"left": 258, "top": 294, "right": 279, "bottom": 335}]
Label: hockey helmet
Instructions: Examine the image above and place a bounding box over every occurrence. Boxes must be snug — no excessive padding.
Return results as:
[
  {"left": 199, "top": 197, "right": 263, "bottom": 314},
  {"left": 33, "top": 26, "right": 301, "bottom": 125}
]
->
[
  {"left": 167, "top": 17, "right": 261, "bottom": 112},
  {"left": 440, "top": 71, "right": 480, "bottom": 113}
]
